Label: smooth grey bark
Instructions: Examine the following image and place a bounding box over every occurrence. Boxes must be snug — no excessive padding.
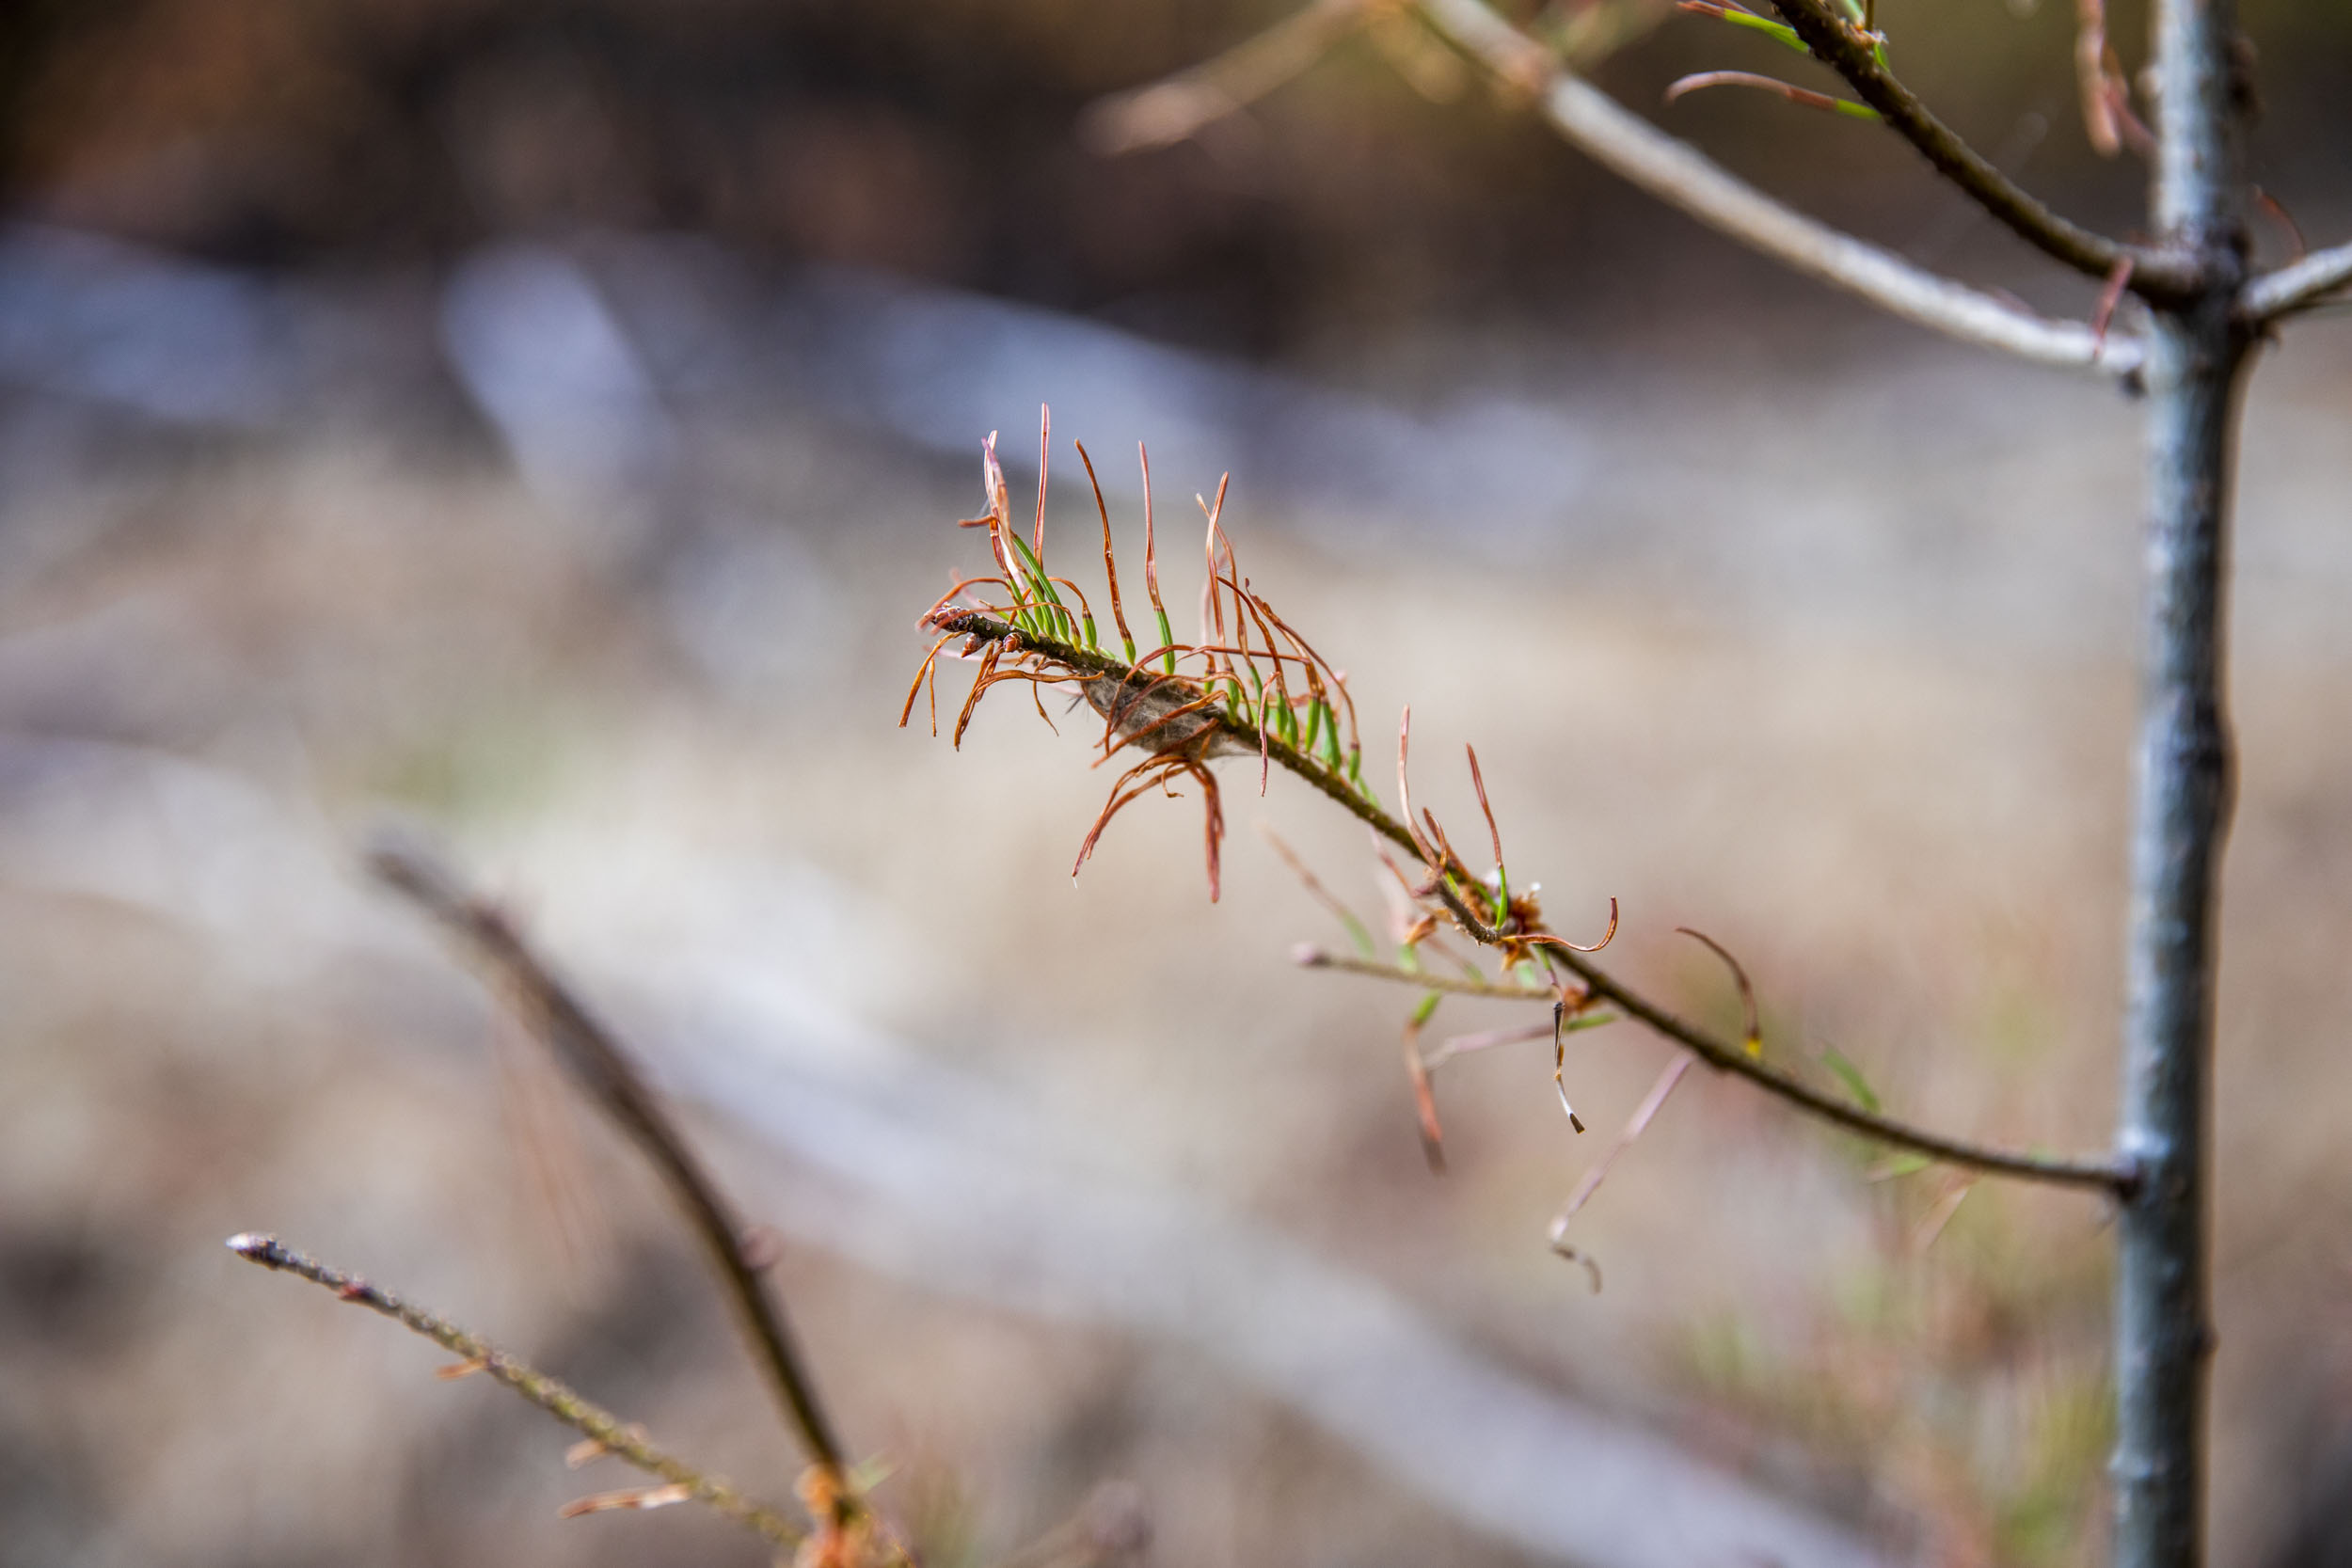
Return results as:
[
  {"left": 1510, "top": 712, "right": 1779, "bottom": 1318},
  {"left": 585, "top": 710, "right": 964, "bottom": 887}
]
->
[{"left": 2112, "top": 0, "right": 2249, "bottom": 1563}]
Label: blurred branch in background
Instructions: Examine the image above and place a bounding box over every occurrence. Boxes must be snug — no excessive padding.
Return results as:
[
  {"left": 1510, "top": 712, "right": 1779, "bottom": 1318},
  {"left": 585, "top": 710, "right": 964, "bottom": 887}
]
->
[
  {"left": 1080, "top": 0, "right": 1381, "bottom": 155},
  {"left": 1089, "top": 0, "right": 2147, "bottom": 374},
  {"left": 1405, "top": 0, "right": 2145, "bottom": 372},
  {"left": 0, "top": 731, "right": 1901, "bottom": 1567},
  {"left": 8, "top": 0, "right": 2347, "bottom": 366},
  {"left": 1757, "top": 0, "right": 2190, "bottom": 299},
  {"left": 1080, "top": 0, "right": 1678, "bottom": 156},
  {"left": 368, "top": 833, "right": 854, "bottom": 1499},
  {"left": 227, "top": 1233, "right": 806, "bottom": 1549}
]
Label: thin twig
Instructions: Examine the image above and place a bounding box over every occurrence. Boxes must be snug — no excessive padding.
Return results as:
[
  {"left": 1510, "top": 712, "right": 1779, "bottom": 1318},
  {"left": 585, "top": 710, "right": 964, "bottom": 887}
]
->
[
  {"left": 2242, "top": 241, "right": 2352, "bottom": 323},
  {"left": 1539, "top": 929, "right": 2126, "bottom": 1191},
  {"left": 1423, "top": 1013, "right": 1614, "bottom": 1071},
  {"left": 1260, "top": 825, "right": 1381, "bottom": 957},
  {"left": 1547, "top": 1051, "right": 1695, "bottom": 1288},
  {"left": 936, "top": 610, "right": 2134, "bottom": 1195},
  {"left": 225, "top": 1233, "right": 803, "bottom": 1549},
  {"left": 1423, "top": 1019, "right": 1554, "bottom": 1066},
  {"left": 1295, "top": 945, "right": 1556, "bottom": 998},
  {"left": 1761, "top": 0, "right": 2196, "bottom": 302},
  {"left": 1079, "top": 0, "right": 1378, "bottom": 153},
  {"left": 1409, "top": 0, "right": 2145, "bottom": 373},
  {"left": 2074, "top": 0, "right": 2122, "bottom": 156},
  {"left": 365, "top": 836, "right": 851, "bottom": 1486}
]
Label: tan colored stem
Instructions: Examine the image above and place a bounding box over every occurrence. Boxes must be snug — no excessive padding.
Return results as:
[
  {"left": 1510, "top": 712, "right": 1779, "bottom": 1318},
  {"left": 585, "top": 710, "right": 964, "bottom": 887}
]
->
[
  {"left": 366, "top": 839, "right": 852, "bottom": 1490},
  {"left": 227, "top": 1233, "right": 803, "bottom": 1548},
  {"left": 1295, "top": 946, "right": 1555, "bottom": 999}
]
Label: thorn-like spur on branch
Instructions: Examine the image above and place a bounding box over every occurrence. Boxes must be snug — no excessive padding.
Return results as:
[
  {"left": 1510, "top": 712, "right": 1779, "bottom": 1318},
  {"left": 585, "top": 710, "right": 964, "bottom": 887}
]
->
[
  {"left": 931, "top": 610, "right": 2130, "bottom": 1194},
  {"left": 1760, "top": 0, "right": 2198, "bottom": 303},
  {"left": 2242, "top": 241, "right": 2352, "bottom": 325},
  {"left": 225, "top": 1233, "right": 803, "bottom": 1549},
  {"left": 365, "top": 835, "right": 852, "bottom": 1496},
  {"left": 1409, "top": 0, "right": 2145, "bottom": 375}
]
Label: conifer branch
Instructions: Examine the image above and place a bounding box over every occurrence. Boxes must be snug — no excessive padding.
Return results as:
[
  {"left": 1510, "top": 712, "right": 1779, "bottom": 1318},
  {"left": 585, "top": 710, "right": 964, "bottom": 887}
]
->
[{"left": 935, "top": 610, "right": 2132, "bottom": 1196}]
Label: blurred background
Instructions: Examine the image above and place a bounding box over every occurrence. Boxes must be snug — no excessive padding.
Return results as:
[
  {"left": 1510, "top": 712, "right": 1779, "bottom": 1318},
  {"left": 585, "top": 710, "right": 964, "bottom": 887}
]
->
[{"left": 2, "top": 2, "right": 2349, "bottom": 1565}]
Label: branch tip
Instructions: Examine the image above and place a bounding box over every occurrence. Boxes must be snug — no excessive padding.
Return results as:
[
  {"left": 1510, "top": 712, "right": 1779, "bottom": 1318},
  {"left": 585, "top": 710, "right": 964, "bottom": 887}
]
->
[
  {"left": 226, "top": 1232, "right": 804, "bottom": 1547},
  {"left": 366, "top": 837, "right": 851, "bottom": 1479}
]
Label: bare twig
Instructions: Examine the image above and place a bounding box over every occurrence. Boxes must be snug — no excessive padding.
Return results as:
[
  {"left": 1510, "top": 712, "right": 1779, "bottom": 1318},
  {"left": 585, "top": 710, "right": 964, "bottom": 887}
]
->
[
  {"left": 1260, "top": 824, "right": 1381, "bottom": 956},
  {"left": 1547, "top": 1052, "right": 1695, "bottom": 1287},
  {"left": 1295, "top": 944, "right": 1555, "bottom": 999},
  {"left": 1761, "top": 0, "right": 2196, "bottom": 301},
  {"left": 938, "top": 611, "right": 2133, "bottom": 1195},
  {"left": 225, "top": 1233, "right": 803, "bottom": 1548},
  {"left": 2242, "top": 241, "right": 2352, "bottom": 323},
  {"left": 1079, "top": 0, "right": 1377, "bottom": 154},
  {"left": 1422, "top": 1018, "right": 1584, "bottom": 1070},
  {"left": 365, "top": 836, "right": 850, "bottom": 1488},
  {"left": 1409, "top": 0, "right": 2146, "bottom": 373},
  {"left": 2074, "top": 0, "right": 2122, "bottom": 156}
]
